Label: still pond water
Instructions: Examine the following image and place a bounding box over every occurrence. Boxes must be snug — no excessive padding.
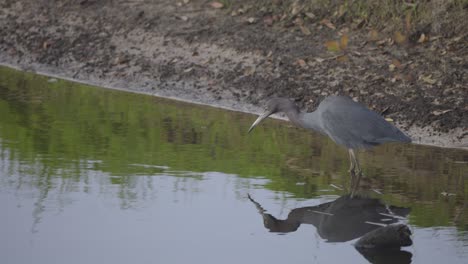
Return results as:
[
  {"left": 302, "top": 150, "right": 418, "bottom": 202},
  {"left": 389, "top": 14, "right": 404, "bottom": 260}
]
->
[{"left": 0, "top": 66, "right": 467, "bottom": 264}]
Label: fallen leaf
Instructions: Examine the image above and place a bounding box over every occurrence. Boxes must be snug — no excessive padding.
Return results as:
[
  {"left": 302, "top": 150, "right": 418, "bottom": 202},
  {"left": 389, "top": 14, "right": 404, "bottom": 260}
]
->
[
  {"left": 305, "top": 12, "right": 316, "bottom": 19},
  {"left": 340, "top": 35, "right": 349, "bottom": 49},
  {"left": 392, "top": 59, "right": 402, "bottom": 69},
  {"left": 291, "top": 1, "right": 303, "bottom": 16},
  {"left": 432, "top": 109, "right": 452, "bottom": 116},
  {"left": 376, "top": 39, "right": 387, "bottom": 46},
  {"left": 440, "top": 191, "right": 456, "bottom": 196},
  {"left": 243, "top": 66, "right": 255, "bottom": 76},
  {"left": 293, "top": 17, "right": 304, "bottom": 26},
  {"left": 247, "top": 17, "right": 256, "bottom": 24},
  {"left": 263, "top": 16, "right": 274, "bottom": 26},
  {"left": 320, "top": 19, "right": 336, "bottom": 30},
  {"left": 296, "top": 59, "right": 307, "bottom": 67},
  {"left": 336, "top": 54, "right": 348, "bottom": 62},
  {"left": 209, "top": 1, "right": 223, "bottom": 9},
  {"left": 369, "top": 29, "right": 379, "bottom": 41},
  {"left": 405, "top": 12, "right": 411, "bottom": 32},
  {"left": 385, "top": 118, "right": 394, "bottom": 122},
  {"left": 417, "top": 33, "right": 428, "bottom": 43},
  {"left": 325, "top": 40, "right": 341, "bottom": 52},
  {"left": 300, "top": 25, "right": 311, "bottom": 35},
  {"left": 338, "top": 5, "right": 346, "bottom": 17},
  {"left": 389, "top": 64, "right": 396, "bottom": 71},
  {"left": 315, "top": 57, "right": 325, "bottom": 63},
  {"left": 355, "top": 19, "right": 366, "bottom": 29},
  {"left": 420, "top": 75, "right": 437, "bottom": 84},
  {"left": 394, "top": 31, "right": 407, "bottom": 44}
]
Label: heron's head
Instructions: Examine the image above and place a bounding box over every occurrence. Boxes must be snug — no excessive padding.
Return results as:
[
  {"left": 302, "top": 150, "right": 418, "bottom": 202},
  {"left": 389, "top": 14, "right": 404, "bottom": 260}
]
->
[{"left": 248, "top": 98, "right": 298, "bottom": 133}]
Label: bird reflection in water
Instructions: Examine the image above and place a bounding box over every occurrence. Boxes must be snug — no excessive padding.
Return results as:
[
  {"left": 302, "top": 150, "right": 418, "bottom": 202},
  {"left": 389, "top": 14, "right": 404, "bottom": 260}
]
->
[{"left": 248, "top": 194, "right": 413, "bottom": 263}]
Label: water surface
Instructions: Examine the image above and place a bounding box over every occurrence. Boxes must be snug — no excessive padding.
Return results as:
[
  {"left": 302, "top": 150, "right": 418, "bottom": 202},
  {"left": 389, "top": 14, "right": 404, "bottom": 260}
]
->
[{"left": 0, "top": 66, "right": 467, "bottom": 263}]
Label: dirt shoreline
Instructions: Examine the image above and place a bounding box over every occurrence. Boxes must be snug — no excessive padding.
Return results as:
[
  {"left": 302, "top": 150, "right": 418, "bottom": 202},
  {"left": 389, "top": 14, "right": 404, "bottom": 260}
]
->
[{"left": 1, "top": 0, "right": 466, "bottom": 149}]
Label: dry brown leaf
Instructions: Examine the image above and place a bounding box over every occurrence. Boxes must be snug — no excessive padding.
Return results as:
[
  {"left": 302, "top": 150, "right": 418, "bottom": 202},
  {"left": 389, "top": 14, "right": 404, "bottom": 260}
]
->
[
  {"left": 432, "top": 109, "right": 452, "bottom": 116},
  {"left": 305, "top": 12, "right": 316, "bottom": 19},
  {"left": 394, "top": 31, "right": 407, "bottom": 44},
  {"left": 300, "top": 25, "right": 311, "bottom": 35},
  {"left": 417, "top": 33, "right": 428, "bottom": 43},
  {"left": 296, "top": 59, "right": 307, "bottom": 68},
  {"left": 338, "top": 5, "right": 346, "bottom": 17},
  {"left": 320, "top": 19, "right": 336, "bottom": 30},
  {"left": 263, "top": 16, "right": 274, "bottom": 26},
  {"left": 392, "top": 59, "right": 402, "bottom": 69},
  {"left": 369, "top": 29, "right": 379, "bottom": 41},
  {"left": 405, "top": 12, "right": 411, "bottom": 32},
  {"left": 315, "top": 57, "right": 325, "bottom": 63},
  {"left": 340, "top": 35, "right": 349, "bottom": 49},
  {"left": 210, "top": 1, "right": 224, "bottom": 9},
  {"left": 355, "top": 19, "right": 366, "bottom": 29},
  {"left": 291, "top": 1, "right": 303, "bottom": 16},
  {"left": 243, "top": 66, "right": 255, "bottom": 76},
  {"left": 247, "top": 17, "right": 256, "bottom": 24},
  {"left": 376, "top": 39, "right": 387, "bottom": 46},
  {"left": 389, "top": 64, "right": 396, "bottom": 72},
  {"left": 420, "top": 75, "right": 437, "bottom": 84},
  {"left": 325, "top": 40, "right": 341, "bottom": 52},
  {"left": 336, "top": 55, "right": 348, "bottom": 62}
]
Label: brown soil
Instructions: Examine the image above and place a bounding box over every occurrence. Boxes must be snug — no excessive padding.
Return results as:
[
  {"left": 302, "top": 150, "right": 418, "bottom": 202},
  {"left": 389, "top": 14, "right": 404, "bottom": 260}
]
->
[{"left": 0, "top": 0, "right": 467, "bottom": 148}]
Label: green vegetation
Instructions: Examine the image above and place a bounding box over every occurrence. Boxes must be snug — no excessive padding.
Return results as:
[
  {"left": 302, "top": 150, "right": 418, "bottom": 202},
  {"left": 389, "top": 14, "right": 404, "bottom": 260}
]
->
[{"left": 0, "top": 66, "right": 467, "bottom": 229}]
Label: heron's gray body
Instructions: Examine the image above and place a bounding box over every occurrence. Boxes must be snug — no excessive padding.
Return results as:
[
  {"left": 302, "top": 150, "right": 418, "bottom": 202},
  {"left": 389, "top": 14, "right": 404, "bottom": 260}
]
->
[
  {"left": 248, "top": 95, "right": 411, "bottom": 189},
  {"left": 299, "top": 96, "right": 411, "bottom": 149}
]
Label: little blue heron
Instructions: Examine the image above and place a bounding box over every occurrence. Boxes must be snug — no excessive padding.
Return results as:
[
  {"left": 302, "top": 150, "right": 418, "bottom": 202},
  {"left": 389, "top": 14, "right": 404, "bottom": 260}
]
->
[{"left": 248, "top": 96, "right": 411, "bottom": 182}]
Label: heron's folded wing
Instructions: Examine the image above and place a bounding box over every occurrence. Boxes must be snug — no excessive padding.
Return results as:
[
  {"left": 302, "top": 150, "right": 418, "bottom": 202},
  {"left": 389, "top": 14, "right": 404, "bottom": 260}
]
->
[{"left": 321, "top": 100, "right": 409, "bottom": 149}]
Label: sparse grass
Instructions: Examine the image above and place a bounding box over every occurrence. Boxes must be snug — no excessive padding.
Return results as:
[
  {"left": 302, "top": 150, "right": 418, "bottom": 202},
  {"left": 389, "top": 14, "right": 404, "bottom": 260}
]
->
[{"left": 242, "top": 0, "right": 467, "bottom": 36}]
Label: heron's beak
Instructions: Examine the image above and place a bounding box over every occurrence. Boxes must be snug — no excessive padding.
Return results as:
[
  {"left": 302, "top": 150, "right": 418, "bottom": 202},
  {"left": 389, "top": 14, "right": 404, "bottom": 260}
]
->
[{"left": 248, "top": 111, "right": 273, "bottom": 133}]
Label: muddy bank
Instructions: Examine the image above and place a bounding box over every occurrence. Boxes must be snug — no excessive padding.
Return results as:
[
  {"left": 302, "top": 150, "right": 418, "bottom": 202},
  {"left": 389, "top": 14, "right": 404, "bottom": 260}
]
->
[{"left": 0, "top": 0, "right": 466, "bottom": 148}]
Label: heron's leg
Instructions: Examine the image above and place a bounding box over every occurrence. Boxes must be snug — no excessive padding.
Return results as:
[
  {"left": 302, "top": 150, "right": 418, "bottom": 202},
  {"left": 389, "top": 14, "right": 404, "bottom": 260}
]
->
[
  {"left": 348, "top": 149, "right": 356, "bottom": 173},
  {"left": 349, "top": 149, "right": 362, "bottom": 198},
  {"left": 349, "top": 149, "right": 361, "bottom": 174}
]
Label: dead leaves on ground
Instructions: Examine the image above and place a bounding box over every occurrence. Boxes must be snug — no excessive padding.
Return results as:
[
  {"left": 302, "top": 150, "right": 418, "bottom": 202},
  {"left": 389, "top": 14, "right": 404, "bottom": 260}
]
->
[
  {"left": 320, "top": 19, "right": 336, "bottom": 30},
  {"left": 209, "top": 2, "right": 224, "bottom": 9},
  {"left": 325, "top": 35, "right": 349, "bottom": 52},
  {"left": 323, "top": 34, "right": 349, "bottom": 62}
]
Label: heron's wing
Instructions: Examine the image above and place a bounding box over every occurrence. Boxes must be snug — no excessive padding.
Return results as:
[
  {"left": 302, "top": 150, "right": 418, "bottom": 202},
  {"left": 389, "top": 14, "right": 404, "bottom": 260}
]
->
[{"left": 319, "top": 96, "right": 410, "bottom": 149}]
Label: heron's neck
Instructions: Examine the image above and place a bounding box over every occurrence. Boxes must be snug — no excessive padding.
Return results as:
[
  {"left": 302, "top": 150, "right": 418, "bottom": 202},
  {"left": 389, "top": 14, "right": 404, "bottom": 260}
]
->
[
  {"left": 287, "top": 110, "right": 324, "bottom": 135},
  {"left": 284, "top": 108, "right": 304, "bottom": 128}
]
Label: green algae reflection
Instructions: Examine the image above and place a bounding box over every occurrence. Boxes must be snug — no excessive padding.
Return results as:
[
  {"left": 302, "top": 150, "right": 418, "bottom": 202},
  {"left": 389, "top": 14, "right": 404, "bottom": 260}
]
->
[{"left": 0, "top": 66, "right": 467, "bottom": 230}]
